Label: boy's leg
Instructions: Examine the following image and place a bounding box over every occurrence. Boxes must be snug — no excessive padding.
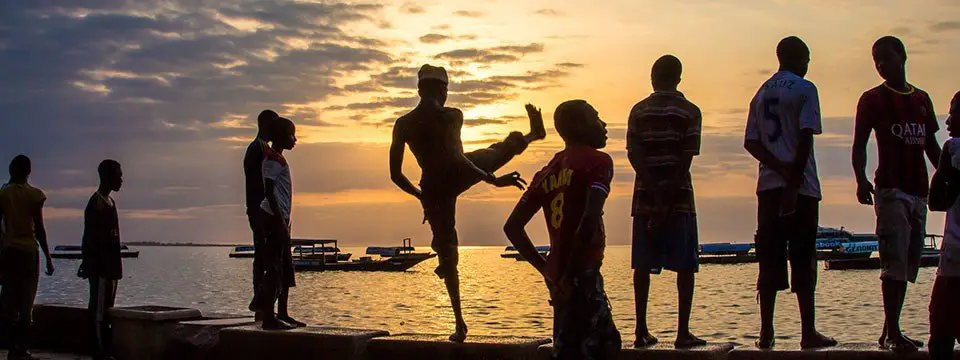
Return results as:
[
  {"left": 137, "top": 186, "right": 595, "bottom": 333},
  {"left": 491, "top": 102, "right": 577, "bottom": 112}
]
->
[
  {"left": 874, "top": 189, "right": 916, "bottom": 351},
  {"left": 248, "top": 213, "right": 265, "bottom": 313},
  {"left": 755, "top": 189, "right": 788, "bottom": 348},
  {"left": 791, "top": 196, "right": 835, "bottom": 349},
  {"left": 928, "top": 276, "right": 957, "bottom": 360},
  {"left": 276, "top": 236, "right": 304, "bottom": 327},
  {"left": 422, "top": 195, "right": 467, "bottom": 342},
  {"left": 661, "top": 213, "right": 704, "bottom": 348},
  {"left": 631, "top": 214, "right": 657, "bottom": 347},
  {"left": 457, "top": 108, "right": 545, "bottom": 193},
  {"left": 88, "top": 277, "right": 104, "bottom": 357},
  {"left": 257, "top": 212, "right": 293, "bottom": 330}
]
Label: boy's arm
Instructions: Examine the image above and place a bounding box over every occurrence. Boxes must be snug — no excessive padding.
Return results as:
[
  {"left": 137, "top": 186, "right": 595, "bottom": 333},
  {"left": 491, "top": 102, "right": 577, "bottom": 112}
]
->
[
  {"left": 744, "top": 97, "right": 789, "bottom": 178},
  {"left": 35, "top": 199, "right": 54, "bottom": 275},
  {"left": 927, "top": 133, "right": 943, "bottom": 169},
  {"left": 503, "top": 192, "right": 546, "bottom": 275},
  {"left": 264, "top": 178, "right": 288, "bottom": 235},
  {"left": 389, "top": 119, "right": 423, "bottom": 200},
  {"left": 853, "top": 96, "right": 875, "bottom": 205}
]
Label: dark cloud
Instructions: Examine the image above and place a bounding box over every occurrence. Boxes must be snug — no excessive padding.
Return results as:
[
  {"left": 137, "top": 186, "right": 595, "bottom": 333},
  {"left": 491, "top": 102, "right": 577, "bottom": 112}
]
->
[
  {"left": 930, "top": 21, "right": 960, "bottom": 32},
  {"left": 419, "top": 33, "right": 451, "bottom": 44},
  {"left": 453, "top": 10, "right": 485, "bottom": 18},
  {"left": 556, "top": 62, "right": 584, "bottom": 68},
  {"left": 434, "top": 43, "right": 544, "bottom": 65},
  {"left": 534, "top": 9, "right": 565, "bottom": 17}
]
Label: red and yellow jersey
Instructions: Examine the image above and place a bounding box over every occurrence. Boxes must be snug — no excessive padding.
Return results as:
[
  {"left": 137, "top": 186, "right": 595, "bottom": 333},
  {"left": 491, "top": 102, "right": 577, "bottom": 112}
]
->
[{"left": 519, "top": 145, "right": 613, "bottom": 280}]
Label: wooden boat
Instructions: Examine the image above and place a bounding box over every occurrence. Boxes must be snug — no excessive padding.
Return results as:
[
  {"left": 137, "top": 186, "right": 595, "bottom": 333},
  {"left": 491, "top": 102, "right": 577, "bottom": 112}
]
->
[
  {"left": 52, "top": 245, "right": 140, "bottom": 259},
  {"left": 293, "top": 238, "right": 435, "bottom": 272},
  {"left": 229, "top": 245, "right": 256, "bottom": 258},
  {"left": 500, "top": 245, "right": 550, "bottom": 261},
  {"left": 230, "top": 240, "right": 351, "bottom": 262},
  {"left": 700, "top": 226, "right": 877, "bottom": 265},
  {"left": 825, "top": 235, "right": 941, "bottom": 270}
]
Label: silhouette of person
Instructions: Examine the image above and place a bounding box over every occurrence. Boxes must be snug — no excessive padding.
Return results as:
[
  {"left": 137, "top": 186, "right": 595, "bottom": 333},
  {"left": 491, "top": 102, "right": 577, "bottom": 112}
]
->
[
  {"left": 504, "top": 100, "right": 621, "bottom": 359},
  {"left": 743, "top": 36, "right": 836, "bottom": 349},
  {"left": 627, "top": 55, "right": 705, "bottom": 348},
  {"left": 928, "top": 91, "right": 960, "bottom": 360},
  {"left": 256, "top": 117, "right": 302, "bottom": 330},
  {"left": 0, "top": 155, "right": 55, "bottom": 360},
  {"left": 78, "top": 159, "right": 124, "bottom": 360},
  {"left": 245, "top": 110, "right": 278, "bottom": 317},
  {"left": 853, "top": 36, "right": 942, "bottom": 353},
  {"left": 389, "top": 64, "right": 545, "bottom": 342}
]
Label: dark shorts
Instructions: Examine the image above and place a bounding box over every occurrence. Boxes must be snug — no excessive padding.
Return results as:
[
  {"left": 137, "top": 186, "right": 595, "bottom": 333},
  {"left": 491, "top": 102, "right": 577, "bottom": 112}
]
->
[
  {"left": 421, "top": 132, "right": 528, "bottom": 279},
  {"left": 550, "top": 269, "right": 622, "bottom": 360},
  {"left": 755, "top": 189, "right": 819, "bottom": 293},
  {"left": 929, "top": 276, "right": 960, "bottom": 352},
  {"left": 632, "top": 213, "right": 700, "bottom": 273}
]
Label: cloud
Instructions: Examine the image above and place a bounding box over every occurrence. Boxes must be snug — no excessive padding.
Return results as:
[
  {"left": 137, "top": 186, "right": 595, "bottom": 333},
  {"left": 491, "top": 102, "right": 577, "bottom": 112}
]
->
[
  {"left": 556, "top": 62, "right": 584, "bottom": 68},
  {"left": 434, "top": 43, "right": 544, "bottom": 65},
  {"left": 453, "top": 10, "right": 485, "bottom": 18},
  {"left": 419, "top": 33, "right": 451, "bottom": 44},
  {"left": 400, "top": 2, "right": 425, "bottom": 14},
  {"left": 930, "top": 21, "right": 960, "bottom": 32},
  {"left": 534, "top": 9, "right": 565, "bottom": 17}
]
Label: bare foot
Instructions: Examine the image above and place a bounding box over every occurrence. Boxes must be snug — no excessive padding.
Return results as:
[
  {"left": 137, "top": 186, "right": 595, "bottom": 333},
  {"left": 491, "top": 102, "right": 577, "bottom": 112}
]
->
[
  {"left": 675, "top": 332, "right": 707, "bottom": 349},
  {"left": 525, "top": 104, "right": 546, "bottom": 141},
  {"left": 800, "top": 331, "right": 838, "bottom": 349},
  {"left": 262, "top": 317, "right": 295, "bottom": 331},
  {"left": 634, "top": 331, "right": 658, "bottom": 348},
  {"left": 756, "top": 330, "right": 775, "bottom": 349},
  {"left": 449, "top": 323, "right": 468, "bottom": 343},
  {"left": 278, "top": 315, "right": 307, "bottom": 327},
  {"left": 882, "top": 335, "right": 919, "bottom": 354}
]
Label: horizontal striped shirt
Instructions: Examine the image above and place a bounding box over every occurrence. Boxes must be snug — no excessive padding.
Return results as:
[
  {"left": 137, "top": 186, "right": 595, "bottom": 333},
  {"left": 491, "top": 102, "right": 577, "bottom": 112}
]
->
[{"left": 627, "top": 91, "right": 702, "bottom": 215}]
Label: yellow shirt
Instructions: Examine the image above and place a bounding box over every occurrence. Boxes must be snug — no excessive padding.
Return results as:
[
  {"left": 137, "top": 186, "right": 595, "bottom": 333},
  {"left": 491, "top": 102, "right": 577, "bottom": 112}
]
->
[{"left": 0, "top": 183, "right": 46, "bottom": 252}]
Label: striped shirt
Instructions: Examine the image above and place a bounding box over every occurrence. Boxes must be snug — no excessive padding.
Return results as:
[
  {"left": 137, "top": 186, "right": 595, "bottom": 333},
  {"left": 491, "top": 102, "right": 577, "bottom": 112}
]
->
[{"left": 627, "top": 91, "right": 702, "bottom": 215}]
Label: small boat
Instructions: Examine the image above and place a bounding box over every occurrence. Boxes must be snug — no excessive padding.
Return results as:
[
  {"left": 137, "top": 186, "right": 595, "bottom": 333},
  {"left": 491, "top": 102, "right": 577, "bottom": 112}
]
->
[
  {"left": 700, "top": 226, "right": 878, "bottom": 265},
  {"left": 825, "top": 235, "right": 941, "bottom": 270},
  {"left": 293, "top": 238, "right": 435, "bottom": 272},
  {"left": 230, "top": 240, "right": 352, "bottom": 262},
  {"left": 699, "top": 243, "right": 755, "bottom": 264},
  {"left": 51, "top": 245, "right": 140, "bottom": 259},
  {"left": 501, "top": 245, "right": 550, "bottom": 261},
  {"left": 229, "top": 245, "right": 256, "bottom": 258}
]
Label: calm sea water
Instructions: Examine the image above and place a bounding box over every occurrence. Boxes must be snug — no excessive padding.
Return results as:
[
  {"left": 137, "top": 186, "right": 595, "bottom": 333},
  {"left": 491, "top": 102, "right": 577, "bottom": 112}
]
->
[{"left": 37, "top": 246, "right": 937, "bottom": 343}]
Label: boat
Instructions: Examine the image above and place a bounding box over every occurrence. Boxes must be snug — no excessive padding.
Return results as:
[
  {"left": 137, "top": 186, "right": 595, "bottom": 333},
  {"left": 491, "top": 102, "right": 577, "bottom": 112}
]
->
[
  {"left": 500, "top": 245, "right": 550, "bottom": 261},
  {"left": 700, "top": 226, "right": 878, "bottom": 265},
  {"left": 51, "top": 245, "right": 140, "bottom": 259},
  {"left": 230, "top": 240, "right": 352, "bottom": 261},
  {"left": 228, "top": 245, "right": 256, "bottom": 258},
  {"left": 293, "top": 238, "right": 435, "bottom": 272},
  {"left": 825, "top": 234, "right": 941, "bottom": 270}
]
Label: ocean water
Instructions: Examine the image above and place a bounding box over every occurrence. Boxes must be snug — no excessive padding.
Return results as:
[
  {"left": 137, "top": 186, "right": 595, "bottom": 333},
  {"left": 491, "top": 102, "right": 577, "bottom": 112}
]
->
[{"left": 37, "top": 246, "right": 937, "bottom": 344}]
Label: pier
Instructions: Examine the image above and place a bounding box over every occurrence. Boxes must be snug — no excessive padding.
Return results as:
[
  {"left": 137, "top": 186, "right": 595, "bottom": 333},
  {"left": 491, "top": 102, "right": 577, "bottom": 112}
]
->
[{"left": 15, "top": 303, "right": 959, "bottom": 360}]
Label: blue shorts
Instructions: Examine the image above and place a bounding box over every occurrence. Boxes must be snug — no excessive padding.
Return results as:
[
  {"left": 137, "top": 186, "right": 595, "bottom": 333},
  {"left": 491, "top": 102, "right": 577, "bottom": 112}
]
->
[{"left": 631, "top": 213, "right": 700, "bottom": 273}]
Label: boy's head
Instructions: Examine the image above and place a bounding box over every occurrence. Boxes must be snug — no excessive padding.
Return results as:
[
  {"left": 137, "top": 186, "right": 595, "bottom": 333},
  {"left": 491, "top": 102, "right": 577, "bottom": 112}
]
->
[
  {"left": 417, "top": 64, "right": 449, "bottom": 107},
  {"left": 554, "top": 100, "right": 607, "bottom": 149},
  {"left": 948, "top": 91, "right": 960, "bottom": 137},
  {"left": 777, "top": 36, "right": 810, "bottom": 78},
  {"left": 273, "top": 117, "right": 297, "bottom": 150},
  {"left": 9, "top": 155, "right": 30, "bottom": 181},
  {"left": 872, "top": 36, "right": 907, "bottom": 84},
  {"left": 98, "top": 159, "right": 123, "bottom": 192},
  {"left": 651, "top": 55, "right": 682, "bottom": 91},
  {"left": 258, "top": 110, "right": 279, "bottom": 140}
]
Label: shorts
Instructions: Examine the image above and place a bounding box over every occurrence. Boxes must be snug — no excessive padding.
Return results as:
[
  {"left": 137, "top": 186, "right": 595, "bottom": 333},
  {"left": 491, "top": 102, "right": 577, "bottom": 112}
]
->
[
  {"left": 929, "top": 276, "right": 960, "bottom": 353},
  {"left": 755, "top": 189, "right": 819, "bottom": 293},
  {"left": 550, "top": 269, "right": 622, "bottom": 360},
  {"left": 875, "top": 188, "right": 927, "bottom": 283},
  {"left": 632, "top": 212, "right": 699, "bottom": 273}
]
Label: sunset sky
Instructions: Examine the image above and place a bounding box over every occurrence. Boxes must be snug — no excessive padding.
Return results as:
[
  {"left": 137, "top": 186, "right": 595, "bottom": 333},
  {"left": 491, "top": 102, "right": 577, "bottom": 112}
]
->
[{"left": 3, "top": 0, "right": 960, "bottom": 246}]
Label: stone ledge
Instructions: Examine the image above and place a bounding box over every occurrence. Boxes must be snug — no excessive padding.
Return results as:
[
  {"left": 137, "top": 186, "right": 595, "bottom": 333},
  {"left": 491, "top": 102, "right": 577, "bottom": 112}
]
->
[
  {"left": 728, "top": 342, "right": 960, "bottom": 360},
  {"left": 537, "top": 342, "right": 736, "bottom": 360},
  {"left": 366, "top": 334, "right": 551, "bottom": 360},
  {"left": 29, "top": 303, "right": 91, "bottom": 355},
  {"left": 218, "top": 325, "right": 389, "bottom": 360}
]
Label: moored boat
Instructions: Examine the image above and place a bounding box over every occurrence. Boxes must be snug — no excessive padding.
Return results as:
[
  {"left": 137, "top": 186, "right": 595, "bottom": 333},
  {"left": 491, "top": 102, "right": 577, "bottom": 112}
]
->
[
  {"left": 700, "top": 226, "right": 879, "bottom": 265},
  {"left": 52, "top": 245, "right": 140, "bottom": 259},
  {"left": 228, "top": 245, "right": 256, "bottom": 258},
  {"left": 293, "top": 238, "right": 435, "bottom": 272},
  {"left": 500, "top": 245, "right": 550, "bottom": 261},
  {"left": 825, "top": 234, "right": 941, "bottom": 270}
]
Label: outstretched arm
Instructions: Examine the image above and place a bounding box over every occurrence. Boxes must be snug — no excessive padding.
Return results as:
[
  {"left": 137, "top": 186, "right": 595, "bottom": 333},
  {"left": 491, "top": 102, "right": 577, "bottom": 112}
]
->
[
  {"left": 503, "top": 195, "right": 546, "bottom": 275},
  {"left": 389, "top": 120, "right": 422, "bottom": 199},
  {"left": 35, "top": 200, "right": 54, "bottom": 275}
]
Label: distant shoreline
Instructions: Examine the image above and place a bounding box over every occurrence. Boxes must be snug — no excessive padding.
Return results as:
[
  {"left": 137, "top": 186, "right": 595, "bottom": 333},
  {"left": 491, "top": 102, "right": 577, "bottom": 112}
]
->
[{"left": 124, "top": 242, "right": 245, "bottom": 247}]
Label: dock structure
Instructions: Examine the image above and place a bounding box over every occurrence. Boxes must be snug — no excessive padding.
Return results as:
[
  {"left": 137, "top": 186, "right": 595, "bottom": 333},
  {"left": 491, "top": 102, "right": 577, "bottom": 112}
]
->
[{"left": 23, "top": 303, "right": 960, "bottom": 360}]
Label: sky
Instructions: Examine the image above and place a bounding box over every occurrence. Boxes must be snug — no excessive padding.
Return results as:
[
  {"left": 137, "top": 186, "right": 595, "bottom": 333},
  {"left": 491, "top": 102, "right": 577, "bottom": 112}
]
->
[{"left": 2, "top": 0, "right": 960, "bottom": 247}]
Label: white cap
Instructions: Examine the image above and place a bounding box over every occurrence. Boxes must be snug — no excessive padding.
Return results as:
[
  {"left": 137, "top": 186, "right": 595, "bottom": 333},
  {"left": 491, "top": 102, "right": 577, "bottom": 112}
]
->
[{"left": 418, "top": 64, "right": 448, "bottom": 85}]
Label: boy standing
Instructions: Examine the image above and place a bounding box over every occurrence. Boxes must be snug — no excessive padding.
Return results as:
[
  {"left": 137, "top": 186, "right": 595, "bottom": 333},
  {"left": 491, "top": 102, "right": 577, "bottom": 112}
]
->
[
  {"left": 627, "top": 55, "right": 705, "bottom": 348},
  {"left": 928, "top": 91, "right": 960, "bottom": 360},
  {"left": 79, "top": 160, "right": 124, "bottom": 360},
  {"left": 504, "top": 100, "right": 621, "bottom": 359},
  {"left": 0, "top": 155, "right": 55, "bottom": 360}
]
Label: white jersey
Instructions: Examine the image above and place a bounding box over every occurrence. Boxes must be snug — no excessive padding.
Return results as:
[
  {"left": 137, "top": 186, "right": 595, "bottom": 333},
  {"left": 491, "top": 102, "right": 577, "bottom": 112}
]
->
[
  {"left": 940, "top": 138, "right": 960, "bottom": 277},
  {"left": 260, "top": 148, "right": 293, "bottom": 220},
  {"left": 744, "top": 70, "right": 823, "bottom": 199}
]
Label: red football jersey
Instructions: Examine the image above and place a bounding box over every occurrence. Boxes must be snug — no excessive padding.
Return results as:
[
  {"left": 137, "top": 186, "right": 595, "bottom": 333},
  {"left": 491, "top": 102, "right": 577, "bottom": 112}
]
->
[{"left": 518, "top": 145, "right": 614, "bottom": 281}]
